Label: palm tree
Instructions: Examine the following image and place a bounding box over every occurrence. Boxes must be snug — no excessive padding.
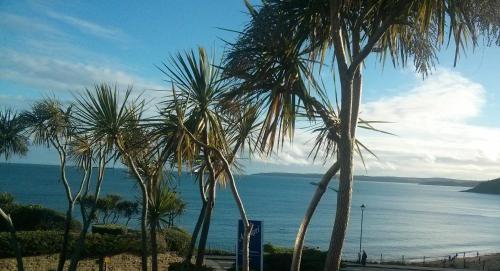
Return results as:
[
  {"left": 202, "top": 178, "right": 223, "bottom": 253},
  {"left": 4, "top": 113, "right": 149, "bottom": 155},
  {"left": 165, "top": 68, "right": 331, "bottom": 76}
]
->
[
  {"left": 21, "top": 98, "right": 93, "bottom": 271},
  {"left": 68, "top": 83, "right": 148, "bottom": 271},
  {"left": 0, "top": 108, "right": 28, "bottom": 271},
  {"left": 225, "top": 1, "right": 500, "bottom": 270},
  {"left": 159, "top": 47, "right": 258, "bottom": 271},
  {"left": 148, "top": 177, "right": 186, "bottom": 267},
  {"left": 158, "top": 47, "right": 230, "bottom": 267}
]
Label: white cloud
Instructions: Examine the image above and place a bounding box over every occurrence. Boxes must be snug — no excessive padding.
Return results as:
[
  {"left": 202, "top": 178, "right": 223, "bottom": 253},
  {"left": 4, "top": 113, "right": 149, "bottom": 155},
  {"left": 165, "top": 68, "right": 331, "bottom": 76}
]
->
[
  {"left": 45, "top": 10, "right": 128, "bottom": 42},
  {"left": 0, "top": 49, "right": 162, "bottom": 93},
  {"left": 249, "top": 69, "right": 500, "bottom": 180},
  {"left": 358, "top": 69, "right": 500, "bottom": 179}
]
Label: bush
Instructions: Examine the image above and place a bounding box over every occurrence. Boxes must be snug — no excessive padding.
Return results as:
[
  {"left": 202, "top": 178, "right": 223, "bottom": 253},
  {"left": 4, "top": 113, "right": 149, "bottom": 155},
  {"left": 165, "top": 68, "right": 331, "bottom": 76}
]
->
[
  {"left": 0, "top": 231, "right": 64, "bottom": 257},
  {"left": 264, "top": 247, "right": 326, "bottom": 271},
  {"left": 81, "top": 232, "right": 141, "bottom": 257},
  {"left": 0, "top": 204, "right": 81, "bottom": 232},
  {"left": 225, "top": 244, "right": 330, "bottom": 271},
  {"left": 0, "top": 227, "right": 193, "bottom": 259},
  {"left": 168, "top": 262, "right": 215, "bottom": 271},
  {"left": 92, "top": 224, "right": 128, "bottom": 235},
  {"left": 0, "top": 192, "right": 15, "bottom": 208},
  {"left": 164, "top": 227, "right": 191, "bottom": 256},
  {"left": 0, "top": 231, "right": 142, "bottom": 258}
]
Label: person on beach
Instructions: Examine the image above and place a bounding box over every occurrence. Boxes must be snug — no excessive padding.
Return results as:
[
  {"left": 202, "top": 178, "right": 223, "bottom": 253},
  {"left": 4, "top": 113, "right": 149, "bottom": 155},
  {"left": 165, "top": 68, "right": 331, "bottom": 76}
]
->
[{"left": 361, "top": 250, "right": 367, "bottom": 266}]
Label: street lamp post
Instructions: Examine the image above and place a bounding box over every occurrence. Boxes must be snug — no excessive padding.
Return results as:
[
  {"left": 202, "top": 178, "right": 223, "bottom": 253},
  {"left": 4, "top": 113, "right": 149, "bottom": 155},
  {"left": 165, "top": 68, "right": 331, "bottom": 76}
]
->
[{"left": 359, "top": 204, "right": 366, "bottom": 263}]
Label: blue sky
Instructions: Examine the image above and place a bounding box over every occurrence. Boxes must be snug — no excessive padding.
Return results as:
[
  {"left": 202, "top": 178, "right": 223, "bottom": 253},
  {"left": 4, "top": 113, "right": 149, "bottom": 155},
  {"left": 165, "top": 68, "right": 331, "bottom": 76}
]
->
[{"left": 1, "top": 1, "right": 500, "bottom": 179}]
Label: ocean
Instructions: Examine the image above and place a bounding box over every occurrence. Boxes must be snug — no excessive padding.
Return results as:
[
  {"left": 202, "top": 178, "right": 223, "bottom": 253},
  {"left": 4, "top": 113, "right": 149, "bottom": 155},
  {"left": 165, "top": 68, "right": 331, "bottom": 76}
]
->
[{"left": 1, "top": 163, "right": 500, "bottom": 262}]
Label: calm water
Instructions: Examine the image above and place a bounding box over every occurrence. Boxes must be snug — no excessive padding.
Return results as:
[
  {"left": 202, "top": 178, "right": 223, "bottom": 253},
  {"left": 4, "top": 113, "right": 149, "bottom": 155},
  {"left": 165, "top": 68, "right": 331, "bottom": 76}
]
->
[{"left": 1, "top": 163, "right": 500, "bottom": 261}]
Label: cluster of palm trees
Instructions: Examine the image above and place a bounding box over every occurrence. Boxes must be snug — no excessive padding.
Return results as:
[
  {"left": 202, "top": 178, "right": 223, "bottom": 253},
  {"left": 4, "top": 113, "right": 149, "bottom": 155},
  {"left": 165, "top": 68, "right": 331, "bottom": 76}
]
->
[{"left": 2, "top": 1, "right": 500, "bottom": 271}]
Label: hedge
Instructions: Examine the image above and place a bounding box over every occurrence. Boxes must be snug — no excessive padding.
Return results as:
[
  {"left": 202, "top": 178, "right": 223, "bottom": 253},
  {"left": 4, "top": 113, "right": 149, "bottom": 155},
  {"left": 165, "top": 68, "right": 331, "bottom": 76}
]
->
[
  {"left": 0, "top": 205, "right": 81, "bottom": 232},
  {"left": 0, "top": 231, "right": 140, "bottom": 258},
  {"left": 164, "top": 227, "right": 191, "bottom": 256},
  {"left": 228, "top": 244, "right": 337, "bottom": 271},
  {"left": 92, "top": 224, "right": 128, "bottom": 235}
]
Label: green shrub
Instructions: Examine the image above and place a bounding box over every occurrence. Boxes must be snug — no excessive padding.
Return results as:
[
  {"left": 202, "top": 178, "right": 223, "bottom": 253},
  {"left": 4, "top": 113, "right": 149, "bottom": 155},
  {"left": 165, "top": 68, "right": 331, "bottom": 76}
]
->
[
  {"left": 0, "top": 231, "right": 64, "bottom": 258},
  {"left": 92, "top": 224, "right": 128, "bottom": 235},
  {"left": 168, "top": 262, "right": 215, "bottom": 271},
  {"left": 0, "top": 227, "right": 193, "bottom": 259},
  {"left": 0, "top": 204, "right": 81, "bottom": 232},
  {"left": 164, "top": 227, "right": 191, "bottom": 256},
  {"left": 81, "top": 233, "right": 141, "bottom": 257},
  {"left": 0, "top": 192, "right": 15, "bottom": 208},
  {"left": 0, "top": 231, "right": 142, "bottom": 258},
  {"left": 227, "top": 244, "right": 327, "bottom": 271}
]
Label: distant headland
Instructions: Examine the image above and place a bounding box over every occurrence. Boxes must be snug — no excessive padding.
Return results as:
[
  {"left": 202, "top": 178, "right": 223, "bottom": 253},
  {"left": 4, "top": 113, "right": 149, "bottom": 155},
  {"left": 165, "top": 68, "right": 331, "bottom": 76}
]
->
[
  {"left": 252, "top": 172, "right": 480, "bottom": 187},
  {"left": 465, "top": 178, "right": 500, "bottom": 195}
]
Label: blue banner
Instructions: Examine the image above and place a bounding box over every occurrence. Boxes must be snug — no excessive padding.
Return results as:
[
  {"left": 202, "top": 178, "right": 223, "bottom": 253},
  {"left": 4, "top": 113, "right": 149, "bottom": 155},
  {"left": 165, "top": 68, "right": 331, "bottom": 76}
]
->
[{"left": 236, "top": 220, "right": 263, "bottom": 271}]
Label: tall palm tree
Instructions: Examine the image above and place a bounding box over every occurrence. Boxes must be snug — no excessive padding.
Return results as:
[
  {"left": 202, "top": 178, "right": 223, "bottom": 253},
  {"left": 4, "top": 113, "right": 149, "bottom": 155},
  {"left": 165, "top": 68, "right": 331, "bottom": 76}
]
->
[
  {"left": 0, "top": 108, "right": 28, "bottom": 271},
  {"left": 159, "top": 47, "right": 230, "bottom": 267},
  {"left": 21, "top": 98, "right": 93, "bottom": 271},
  {"left": 225, "top": 1, "right": 500, "bottom": 270},
  {"left": 159, "top": 47, "right": 257, "bottom": 271},
  {"left": 69, "top": 84, "right": 146, "bottom": 271}
]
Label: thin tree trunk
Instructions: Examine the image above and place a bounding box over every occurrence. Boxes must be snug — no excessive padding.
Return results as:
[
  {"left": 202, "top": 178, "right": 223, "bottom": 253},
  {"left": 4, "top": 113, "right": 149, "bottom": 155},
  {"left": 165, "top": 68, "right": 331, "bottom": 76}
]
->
[
  {"left": 68, "top": 219, "right": 92, "bottom": 271},
  {"left": 224, "top": 164, "right": 251, "bottom": 271},
  {"left": 57, "top": 203, "right": 74, "bottom": 271},
  {"left": 195, "top": 179, "right": 215, "bottom": 267},
  {"left": 150, "top": 222, "right": 158, "bottom": 271},
  {"left": 291, "top": 162, "right": 339, "bottom": 271},
  {"left": 68, "top": 152, "right": 105, "bottom": 271},
  {"left": 116, "top": 142, "right": 150, "bottom": 271},
  {"left": 139, "top": 183, "right": 149, "bottom": 271},
  {"left": 185, "top": 200, "right": 206, "bottom": 263},
  {"left": 0, "top": 208, "right": 24, "bottom": 271},
  {"left": 185, "top": 171, "right": 208, "bottom": 263},
  {"left": 195, "top": 147, "right": 217, "bottom": 267},
  {"left": 56, "top": 150, "right": 75, "bottom": 271}
]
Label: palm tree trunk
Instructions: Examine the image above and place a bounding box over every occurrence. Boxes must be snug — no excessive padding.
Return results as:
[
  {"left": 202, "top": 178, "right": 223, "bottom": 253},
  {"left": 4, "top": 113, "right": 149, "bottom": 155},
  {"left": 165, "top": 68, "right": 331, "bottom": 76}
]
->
[
  {"left": 139, "top": 183, "right": 149, "bottom": 271},
  {"left": 69, "top": 153, "right": 105, "bottom": 271},
  {"left": 185, "top": 200, "right": 206, "bottom": 263},
  {"left": 224, "top": 166, "right": 251, "bottom": 271},
  {"left": 150, "top": 222, "right": 158, "bottom": 271},
  {"left": 0, "top": 208, "right": 24, "bottom": 271},
  {"left": 324, "top": 139, "right": 353, "bottom": 271},
  {"left": 116, "top": 142, "right": 150, "bottom": 271},
  {"left": 68, "top": 219, "right": 92, "bottom": 271},
  {"left": 195, "top": 180, "right": 215, "bottom": 267},
  {"left": 56, "top": 151, "right": 75, "bottom": 271},
  {"left": 185, "top": 170, "right": 208, "bottom": 263},
  {"left": 291, "top": 162, "right": 339, "bottom": 271},
  {"left": 324, "top": 76, "right": 355, "bottom": 271},
  {"left": 57, "top": 204, "right": 74, "bottom": 271},
  {"left": 196, "top": 148, "right": 217, "bottom": 267}
]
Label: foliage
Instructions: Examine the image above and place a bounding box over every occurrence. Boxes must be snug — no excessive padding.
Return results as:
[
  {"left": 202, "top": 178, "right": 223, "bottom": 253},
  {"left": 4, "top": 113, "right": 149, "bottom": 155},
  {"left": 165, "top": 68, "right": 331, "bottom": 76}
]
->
[
  {"left": 78, "top": 194, "right": 139, "bottom": 225},
  {"left": 148, "top": 181, "right": 186, "bottom": 229},
  {"left": 164, "top": 227, "right": 191, "bottom": 256},
  {"left": 263, "top": 244, "right": 325, "bottom": 271},
  {"left": 91, "top": 224, "right": 128, "bottom": 235},
  {"left": 0, "top": 108, "right": 29, "bottom": 160},
  {"left": 0, "top": 231, "right": 64, "bottom": 258},
  {"left": 0, "top": 192, "right": 15, "bottom": 209},
  {"left": 0, "top": 204, "right": 81, "bottom": 232},
  {"left": 0, "top": 228, "right": 196, "bottom": 258}
]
